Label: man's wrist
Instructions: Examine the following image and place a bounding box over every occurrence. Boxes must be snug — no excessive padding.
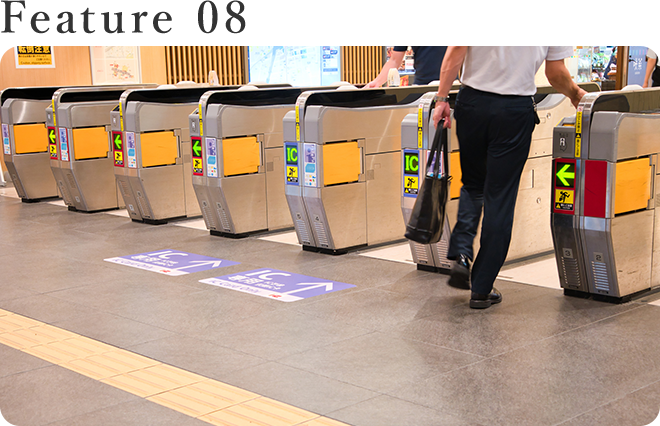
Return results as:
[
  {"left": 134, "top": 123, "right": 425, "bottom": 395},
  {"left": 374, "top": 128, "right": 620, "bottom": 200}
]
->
[{"left": 435, "top": 94, "right": 450, "bottom": 103}]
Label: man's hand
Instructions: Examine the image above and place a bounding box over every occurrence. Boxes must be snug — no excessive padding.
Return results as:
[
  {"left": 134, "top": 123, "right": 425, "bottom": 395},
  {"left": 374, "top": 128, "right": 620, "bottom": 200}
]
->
[
  {"left": 363, "top": 81, "right": 380, "bottom": 89},
  {"left": 572, "top": 88, "right": 588, "bottom": 108},
  {"left": 432, "top": 101, "right": 451, "bottom": 129}
]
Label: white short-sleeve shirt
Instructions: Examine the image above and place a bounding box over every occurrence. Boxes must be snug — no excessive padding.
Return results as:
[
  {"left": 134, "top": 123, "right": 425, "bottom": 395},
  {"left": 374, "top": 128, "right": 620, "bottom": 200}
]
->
[{"left": 460, "top": 46, "right": 573, "bottom": 96}]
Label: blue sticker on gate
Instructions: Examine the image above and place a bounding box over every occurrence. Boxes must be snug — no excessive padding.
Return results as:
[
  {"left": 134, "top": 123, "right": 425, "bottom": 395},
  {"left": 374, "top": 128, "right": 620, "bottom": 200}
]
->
[
  {"left": 104, "top": 249, "right": 239, "bottom": 276},
  {"left": 200, "top": 268, "right": 355, "bottom": 302}
]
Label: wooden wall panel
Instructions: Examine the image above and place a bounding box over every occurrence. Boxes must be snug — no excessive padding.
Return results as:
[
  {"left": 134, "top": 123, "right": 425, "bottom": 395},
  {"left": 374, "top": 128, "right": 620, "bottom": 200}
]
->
[
  {"left": 140, "top": 46, "right": 167, "bottom": 85},
  {"left": 341, "top": 46, "right": 383, "bottom": 85},
  {"left": 165, "top": 46, "right": 245, "bottom": 85}
]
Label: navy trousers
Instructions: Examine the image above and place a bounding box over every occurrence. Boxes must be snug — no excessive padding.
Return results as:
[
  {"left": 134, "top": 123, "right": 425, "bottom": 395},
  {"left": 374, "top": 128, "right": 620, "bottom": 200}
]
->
[{"left": 446, "top": 86, "right": 536, "bottom": 295}]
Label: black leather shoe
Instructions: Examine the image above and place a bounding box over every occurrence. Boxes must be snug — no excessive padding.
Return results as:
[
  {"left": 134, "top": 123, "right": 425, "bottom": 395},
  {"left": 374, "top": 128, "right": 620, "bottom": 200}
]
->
[
  {"left": 448, "top": 254, "right": 470, "bottom": 290},
  {"left": 469, "top": 288, "right": 502, "bottom": 309}
]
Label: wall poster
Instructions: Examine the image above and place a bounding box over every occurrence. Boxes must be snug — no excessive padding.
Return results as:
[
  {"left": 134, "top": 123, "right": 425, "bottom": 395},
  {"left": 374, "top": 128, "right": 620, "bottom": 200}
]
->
[
  {"left": 90, "top": 46, "right": 141, "bottom": 85},
  {"left": 15, "top": 46, "right": 55, "bottom": 68}
]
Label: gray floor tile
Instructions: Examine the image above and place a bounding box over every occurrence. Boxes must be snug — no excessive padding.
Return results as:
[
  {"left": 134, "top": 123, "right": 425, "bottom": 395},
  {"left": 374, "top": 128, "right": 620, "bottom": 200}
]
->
[
  {"left": 0, "top": 344, "right": 51, "bottom": 379},
  {"left": 389, "top": 285, "right": 640, "bottom": 358},
  {"left": 291, "top": 287, "right": 449, "bottom": 332},
  {"left": 0, "top": 294, "right": 98, "bottom": 325},
  {"left": 220, "top": 361, "right": 378, "bottom": 416},
  {"left": 280, "top": 331, "right": 482, "bottom": 393},
  {"left": 106, "top": 287, "right": 283, "bottom": 336},
  {"left": 557, "top": 380, "right": 660, "bottom": 426},
  {"left": 390, "top": 305, "right": 660, "bottom": 426},
  {"left": 127, "top": 335, "right": 265, "bottom": 381},
  {"left": 328, "top": 395, "right": 483, "bottom": 426},
  {"left": 0, "top": 365, "right": 138, "bottom": 426},
  {"left": 0, "top": 281, "right": 38, "bottom": 302},
  {"left": 43, "top": 399, "right": 210, "bottom": 426},
  {"left": 51, "top": 311, "right": 176, "bottom": 349},
  {"left": 191, "top": 308, "right": 371, "bottom": 361}
]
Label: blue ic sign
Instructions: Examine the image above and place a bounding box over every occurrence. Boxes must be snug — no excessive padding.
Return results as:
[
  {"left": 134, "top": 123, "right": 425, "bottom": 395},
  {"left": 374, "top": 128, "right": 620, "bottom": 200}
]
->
[
  {"left": 104, "top": 249, "right": 239, "bottom": 276},
  {"left": 200, "top": 268, "right": 355, "bottom": 302}
]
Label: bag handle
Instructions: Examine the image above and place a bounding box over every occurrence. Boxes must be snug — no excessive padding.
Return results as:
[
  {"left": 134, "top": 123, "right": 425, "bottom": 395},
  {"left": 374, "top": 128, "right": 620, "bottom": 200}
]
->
[{"left": 426, "top": 118, "right": 449, "bottom": 179}]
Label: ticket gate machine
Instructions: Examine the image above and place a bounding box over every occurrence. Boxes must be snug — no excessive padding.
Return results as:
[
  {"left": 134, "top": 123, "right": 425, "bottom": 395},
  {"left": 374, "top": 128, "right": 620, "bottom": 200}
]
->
[
  {"left": 284, "top": 85, "right": 448, "bottom": 254},
  {"left": 190, "top": 86, "right": 334, "bottom": 237},
  {"left": 552, "top": 87, "right": 660, "bottom": 302},
  {"left": 47, "top": 85, "right": 155, "bottom": 212},
  {"left": 1, "top": 87, "right": 64, "bottom": 201},
  {"left": 403, "top": 83, "right": 601, "bottom": 272},
  {"left": 114, "top": 87, "right": 246, "bottom": 224}
]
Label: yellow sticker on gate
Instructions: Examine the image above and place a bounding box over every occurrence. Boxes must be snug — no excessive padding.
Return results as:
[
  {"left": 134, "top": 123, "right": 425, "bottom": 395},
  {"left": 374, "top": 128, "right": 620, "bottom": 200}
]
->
[
  {"left": 193, "top": 158, "right": 202, "bottom": 169},
  {"left": 555, "top": 188, "right": 574, "bottom": 211},
  {"left": 114, "top": 151, "right": 123, "bottom": 162},
  {"left": 404, "top": 175, "right": 419, "bottom": 194},
  {"left": 287, "top": 166, "right": 298, "bottom": 179}
]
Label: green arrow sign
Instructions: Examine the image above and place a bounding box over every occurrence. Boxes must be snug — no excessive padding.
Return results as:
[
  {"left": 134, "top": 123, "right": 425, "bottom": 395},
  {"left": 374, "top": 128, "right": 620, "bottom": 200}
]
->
[
  {"left": 49, "top": 129, "right": 56, "bottom": 144},
  {"left": 114, "top": 134, "right": 122, "bottom": 150},
  {"left": 192, "top": 139, "right": 202, "bottom": 157},
  {"left": 556, "top": 163, "right": 575, "bottom": 187}
]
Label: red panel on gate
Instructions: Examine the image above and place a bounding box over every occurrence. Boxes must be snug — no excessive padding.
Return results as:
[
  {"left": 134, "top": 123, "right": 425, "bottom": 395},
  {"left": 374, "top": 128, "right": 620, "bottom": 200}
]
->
[{"left": 584, "top": 160, "right": 608, "bottom": 218}]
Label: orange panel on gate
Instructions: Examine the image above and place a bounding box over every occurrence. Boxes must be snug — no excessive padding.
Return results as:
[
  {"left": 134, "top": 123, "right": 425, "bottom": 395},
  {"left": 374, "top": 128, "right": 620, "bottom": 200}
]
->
[
  {"left": 72, "top": 127, "right": 110, "bottom": 160},
  {"left": 449, "top": 151, "right": 462, "bottom": 199},
  {"left": 140, "top": 131, "right": 178, "bottom": 168},
  {"left": 222, "top": 136, "right": 260, "bottom": 176},
  {"left": 13, "top": 123, "right": 48, "bottom": 154},
  {"left": 323, "top": 141, "right": 361, "bottom": 186},
  {"left": 614, "top": 158, "right": 651, "bottom": 215}
]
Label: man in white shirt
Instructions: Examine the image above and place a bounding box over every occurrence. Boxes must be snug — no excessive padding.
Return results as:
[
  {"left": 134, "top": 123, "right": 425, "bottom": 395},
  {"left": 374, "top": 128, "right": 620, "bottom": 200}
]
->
[{"left": 432, "top": 47, "right": 587, "bottom": 309}]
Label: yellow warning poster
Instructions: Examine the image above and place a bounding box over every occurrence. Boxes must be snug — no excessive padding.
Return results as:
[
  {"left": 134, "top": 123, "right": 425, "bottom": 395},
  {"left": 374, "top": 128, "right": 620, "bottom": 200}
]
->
[{"left": 15, "top": 46, "right": 55, "bottom": 68}]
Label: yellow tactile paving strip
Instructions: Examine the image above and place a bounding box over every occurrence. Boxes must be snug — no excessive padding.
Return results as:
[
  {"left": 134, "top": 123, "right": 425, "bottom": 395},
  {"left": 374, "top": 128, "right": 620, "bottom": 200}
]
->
[{"left": 0, "top": 308, "right": 349, "bottom": 426}]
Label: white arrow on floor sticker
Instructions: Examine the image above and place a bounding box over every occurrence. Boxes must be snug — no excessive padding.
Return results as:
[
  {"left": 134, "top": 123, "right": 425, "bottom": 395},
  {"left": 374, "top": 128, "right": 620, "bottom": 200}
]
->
[{"left": 283, "top": 282, "right": 334, "bottom": 295}]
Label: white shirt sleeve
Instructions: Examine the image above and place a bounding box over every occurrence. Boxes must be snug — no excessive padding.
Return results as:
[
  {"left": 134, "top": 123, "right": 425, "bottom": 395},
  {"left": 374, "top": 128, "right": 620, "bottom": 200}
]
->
[
  {"left": 647, "top": 48, "right": 657, "bottom": 60},
  {"left": 546, "top": 47, "right": 573, "bottom": 61}
]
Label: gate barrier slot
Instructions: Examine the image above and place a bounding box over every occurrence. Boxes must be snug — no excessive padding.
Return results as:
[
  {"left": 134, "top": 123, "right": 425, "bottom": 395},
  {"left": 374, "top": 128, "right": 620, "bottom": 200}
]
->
[
  {"left": 189, "top": 85, "right": 331, "bottom": 237},
  {"left": 47, "top": 85, "right": 155, "bottom": 212},
  {"left": 284, "top": 85, "right": 474, "bottom": 254},
  {"left": 1, "top": 86, "right": 68, "bottom": 201},
  {"left": 402, "top": 83, "right": 600, "bottom": 272},
  {"left": 552, "top": 86, "right": 660, "bottom": 303}
]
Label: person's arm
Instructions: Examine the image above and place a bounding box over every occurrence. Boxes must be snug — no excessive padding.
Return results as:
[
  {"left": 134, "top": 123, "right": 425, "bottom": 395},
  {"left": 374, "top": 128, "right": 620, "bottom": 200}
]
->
[
  {"left": 643, "top": 56, "right": 657, "bottom": 88},
  {"left": 432, "top": 46, "right": 467, "bottom": 129},
  {"left": 545, "top": 59, "right": 587, "bottom": 108},
  {"left": 364, "top": 50, "right": 405, "bottom": 88}
]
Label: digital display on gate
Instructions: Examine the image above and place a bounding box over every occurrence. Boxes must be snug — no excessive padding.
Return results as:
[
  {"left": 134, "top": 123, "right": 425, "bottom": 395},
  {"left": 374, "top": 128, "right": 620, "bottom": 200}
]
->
[
  {"left": 112, "top": 131, "right": 123, "bottom": 167},
  {"left": 285, "top": 142, "right": 299, "bottom": 185},
  {"left": 286, "top": 144, "right": 298, "bottom": 165},
  {"left": 404, "top": 152, "right": 419, "bottom": 175},
  {"left": 555, "top": 161, "right": 575, "bottom": 188},
  {"left": 403, "top": 150, "right": 420, "bottom": 197},
  {"left": 191, "top": 137, "right": 203, "bottom": 176},
  {"left": 553, "top": 159, "right": 576, "bottom": 214}
]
